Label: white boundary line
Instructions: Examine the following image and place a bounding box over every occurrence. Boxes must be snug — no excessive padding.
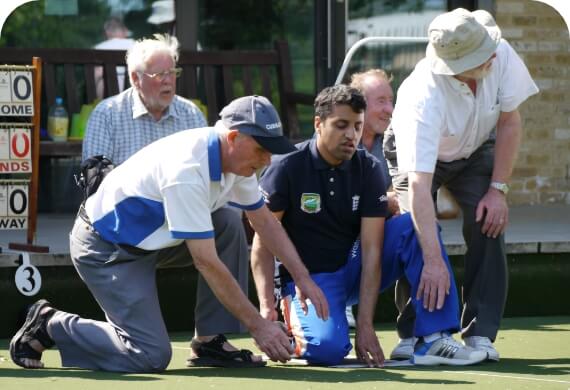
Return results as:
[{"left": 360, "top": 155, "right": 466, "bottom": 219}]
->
[
  {"left": 171, "top": 348, "right": 412, "bottom": 367},
  {"left": 173, "top": 346, "right": 570, "bottom": 380},
  {"left": 172, "top": 346, "right": 191, "bottom": 350},
  {"left": 444, "top": 371, "right": 570, "bottom": 385}
]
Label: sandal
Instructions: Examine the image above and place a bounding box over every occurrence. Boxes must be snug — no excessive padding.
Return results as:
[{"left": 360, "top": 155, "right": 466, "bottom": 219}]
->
[
  {"left": 10, "top": 299, "right": 56, "bottom": 369},
  {"left": 186, "top": 334, "right": 266, "bottom": 368}
]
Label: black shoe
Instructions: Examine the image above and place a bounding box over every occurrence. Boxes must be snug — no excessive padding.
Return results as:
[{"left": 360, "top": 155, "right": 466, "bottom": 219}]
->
[
  {"left": 10, "top": 299, "right": 56, "bottom": 369},
  {"left": 186, "top": 334, "right": 266, "bottom": 368}
]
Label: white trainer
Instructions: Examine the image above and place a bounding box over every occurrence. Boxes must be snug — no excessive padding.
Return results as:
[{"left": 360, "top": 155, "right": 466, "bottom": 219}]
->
[
  {"left": 345, "top": 306, "right": 356, "bottom": 328},
  {"left": 464, "top": 336, "right": 500, "bottom": 362},
  {"left": 390, "top": 337, "right": 417, "bottom": 360},
  {"left": 412, "top": 335, "right": 487, "bottom": 366}
]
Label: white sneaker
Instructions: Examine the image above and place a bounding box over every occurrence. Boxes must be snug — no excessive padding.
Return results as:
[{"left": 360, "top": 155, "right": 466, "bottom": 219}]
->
[
  {"left": 390, "top": 337, "right": 417, "bottom": 360},
  {"left": 345, "top": 306, "right": 356, "bottom": 328},
  {"left": 464, "top": 336, "right": 500, "bottom": 362},
  {"left": 412, "top": 335, "right": 487, "bottom": 366}
]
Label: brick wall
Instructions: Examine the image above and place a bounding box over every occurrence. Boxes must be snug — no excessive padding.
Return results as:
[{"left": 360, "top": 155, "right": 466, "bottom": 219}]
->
[{"left": 496, "top": 0, "right": 570, "bottom": 205}]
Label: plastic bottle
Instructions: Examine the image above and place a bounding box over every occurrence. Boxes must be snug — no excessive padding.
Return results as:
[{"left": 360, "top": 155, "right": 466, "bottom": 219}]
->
[{"left": 47, "top": 97, "right": 69, "bottom": 142}]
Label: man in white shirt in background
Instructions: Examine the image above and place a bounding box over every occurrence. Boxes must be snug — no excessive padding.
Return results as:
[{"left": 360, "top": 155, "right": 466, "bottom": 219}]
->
[{"left": 94, "top": 17, "right": 135, "bottom": 98}]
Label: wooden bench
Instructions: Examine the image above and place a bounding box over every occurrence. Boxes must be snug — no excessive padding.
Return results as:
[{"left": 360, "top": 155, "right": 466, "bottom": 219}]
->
[{"left": 0, "top": 40, "right": 313, "bottom": 157}]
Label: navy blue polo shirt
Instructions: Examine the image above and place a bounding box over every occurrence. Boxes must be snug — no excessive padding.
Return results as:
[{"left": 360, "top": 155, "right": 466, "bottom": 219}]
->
[{"left": 259, "top": 139, "right": 388, "bottom": 279}]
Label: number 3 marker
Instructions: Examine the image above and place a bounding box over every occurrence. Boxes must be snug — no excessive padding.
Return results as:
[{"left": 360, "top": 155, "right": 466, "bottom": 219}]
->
[{"left": 14, "top": 252, "right": 42, "bottom": 296}]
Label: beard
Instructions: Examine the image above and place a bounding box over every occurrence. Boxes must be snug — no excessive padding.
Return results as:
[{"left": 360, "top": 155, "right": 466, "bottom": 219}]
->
[
  {"left": 472, "top": 65, "right": 492, "bottom": 80},
  {"left": 463, "top": 61, "right": 493, "bottom": 80}
]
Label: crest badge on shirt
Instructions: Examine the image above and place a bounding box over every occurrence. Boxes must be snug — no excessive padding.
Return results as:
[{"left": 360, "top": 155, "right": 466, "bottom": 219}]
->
[{"left": 300, "top": 193, "right": 321, "bottom": 214}]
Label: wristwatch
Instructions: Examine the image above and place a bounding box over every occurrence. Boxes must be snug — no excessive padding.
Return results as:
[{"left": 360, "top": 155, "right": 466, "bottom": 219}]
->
[{"left": 490, "top": 181, "right": 509, "bottom": 195}]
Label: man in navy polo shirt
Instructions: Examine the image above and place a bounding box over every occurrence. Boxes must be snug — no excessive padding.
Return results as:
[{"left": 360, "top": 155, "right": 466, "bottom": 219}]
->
[{"left": 251, "top": 85, "right": 486, "bottom": 367}]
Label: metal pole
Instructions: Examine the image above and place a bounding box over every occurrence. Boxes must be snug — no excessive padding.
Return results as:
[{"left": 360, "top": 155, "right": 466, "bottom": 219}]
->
[{"left": 334, "top": 36, "right": 428, "bottom": 85}]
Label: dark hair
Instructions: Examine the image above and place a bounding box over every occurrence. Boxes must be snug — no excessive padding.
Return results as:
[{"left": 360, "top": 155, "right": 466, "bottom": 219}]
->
[{"left": 314, "top": 84, "right": 366, "bottom": 121}]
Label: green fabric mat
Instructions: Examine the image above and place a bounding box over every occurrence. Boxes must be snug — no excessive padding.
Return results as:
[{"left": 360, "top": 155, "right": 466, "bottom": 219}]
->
[{"left": 1, "top": 316, "right": 569, "bottom": 390}]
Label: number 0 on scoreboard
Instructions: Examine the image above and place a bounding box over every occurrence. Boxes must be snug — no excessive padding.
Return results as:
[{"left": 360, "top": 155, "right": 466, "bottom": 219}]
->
[
  {"left": 0, "top": 184, "right": 28, "bottom": 229},
  {"left": 0, "top": 70, "right": 34, "bottom": 116}
]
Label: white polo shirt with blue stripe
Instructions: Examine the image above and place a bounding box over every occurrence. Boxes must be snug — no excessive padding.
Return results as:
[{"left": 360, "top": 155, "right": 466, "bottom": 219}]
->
[{"left": 84, "top": 123, "right": 264, "bottom": 251}]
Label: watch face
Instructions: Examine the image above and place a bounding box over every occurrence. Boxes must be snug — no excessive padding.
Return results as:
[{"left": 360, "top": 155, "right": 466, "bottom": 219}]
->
[{"left": 492, "top": 182, "right": 509, "bottom": 194}]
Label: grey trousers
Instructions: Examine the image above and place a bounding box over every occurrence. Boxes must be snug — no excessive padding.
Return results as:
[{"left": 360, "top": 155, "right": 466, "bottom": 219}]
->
[
  {"left": 391, "top": 140, "right": 508, "bottom": 342},
  {"left": 49, "top": 207, "right": 249, "bottom": 372}
]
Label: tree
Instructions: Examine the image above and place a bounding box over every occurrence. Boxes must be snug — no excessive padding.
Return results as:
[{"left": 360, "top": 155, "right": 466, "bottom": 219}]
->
[{"left": 0, "top": 0, "right": 110, "bottom": 48}]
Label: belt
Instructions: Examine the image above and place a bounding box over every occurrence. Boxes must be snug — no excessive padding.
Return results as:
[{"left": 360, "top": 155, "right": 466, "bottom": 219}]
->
[{"left": 78, "top": 203, "right": 90, "bottom": 225}]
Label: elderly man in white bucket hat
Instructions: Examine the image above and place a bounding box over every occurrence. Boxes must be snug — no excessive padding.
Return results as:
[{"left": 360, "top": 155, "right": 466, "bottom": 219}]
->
[{"left": 385, "top": 8, "right": 538, "bottom": 362}]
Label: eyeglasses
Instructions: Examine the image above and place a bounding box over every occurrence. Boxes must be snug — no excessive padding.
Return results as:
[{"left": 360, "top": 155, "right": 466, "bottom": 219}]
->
[{"left": 140, "top": 67, "right": 182, "bottom": 81}]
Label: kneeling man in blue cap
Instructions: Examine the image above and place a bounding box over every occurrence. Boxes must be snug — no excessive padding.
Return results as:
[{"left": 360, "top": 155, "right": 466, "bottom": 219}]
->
[{"left": 10, "top": 96, "right": 329, "bottom": 372}]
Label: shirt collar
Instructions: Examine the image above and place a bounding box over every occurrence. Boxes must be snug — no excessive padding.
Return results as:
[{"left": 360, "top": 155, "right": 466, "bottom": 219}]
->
[
  {"left": 445, "top": 75, "right": 472, "bottom": 95},
  {"left": 309, "top": 138, "right": 351, "bottom": 171},
  {"left": 208, "top": 129, "right": 222, "bottom": 182},
  {"left": 131, "top": 88, "right": 178, "bottom": 120}
]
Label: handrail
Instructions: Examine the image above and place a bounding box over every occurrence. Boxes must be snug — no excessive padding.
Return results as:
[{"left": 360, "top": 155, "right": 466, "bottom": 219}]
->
[{"left": 335, "top": 36, "right": 429, "bottom": 85}]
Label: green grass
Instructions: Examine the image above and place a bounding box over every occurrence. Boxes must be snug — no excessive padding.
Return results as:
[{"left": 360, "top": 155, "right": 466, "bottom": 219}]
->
[{"left": 1, "top": 316, "right": 569, "bottom": 390}]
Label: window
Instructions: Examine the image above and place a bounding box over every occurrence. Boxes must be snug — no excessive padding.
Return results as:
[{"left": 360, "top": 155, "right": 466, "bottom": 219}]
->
[{"left": 344, "top": 0, "right": 447, "bottom": 91}]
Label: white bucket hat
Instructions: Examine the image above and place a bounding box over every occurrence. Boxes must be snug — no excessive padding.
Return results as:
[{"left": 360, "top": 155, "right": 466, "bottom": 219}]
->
[
  {"left": 147, "top": 0, "right": 175, "bottom": 25},
  {"left": 426, "top": 8, "right": 501, "bottom": 75}
]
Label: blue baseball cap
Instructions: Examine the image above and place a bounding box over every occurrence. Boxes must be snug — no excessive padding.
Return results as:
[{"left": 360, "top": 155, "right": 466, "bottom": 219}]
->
[{"left": 220, "top": 95, "right": 295, "bottom": 154}]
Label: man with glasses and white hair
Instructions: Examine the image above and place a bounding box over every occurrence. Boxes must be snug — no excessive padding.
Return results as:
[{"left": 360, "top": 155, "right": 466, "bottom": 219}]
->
[
  {"left": 83, "top": 33, "right": 205, "bottom": 165},
  {"left": 386, "top": 8, "right": 538, "bottom": 362}
]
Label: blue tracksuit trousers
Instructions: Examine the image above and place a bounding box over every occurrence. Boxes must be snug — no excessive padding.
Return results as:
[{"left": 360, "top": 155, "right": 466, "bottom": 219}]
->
[{"left": 280, "top": 213, "right": 460, "bottom": 365}]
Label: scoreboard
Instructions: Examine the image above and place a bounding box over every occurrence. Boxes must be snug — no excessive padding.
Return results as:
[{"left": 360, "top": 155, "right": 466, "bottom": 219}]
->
[{"left": 0, "top": 69, "right": 33, "bottom": 230}]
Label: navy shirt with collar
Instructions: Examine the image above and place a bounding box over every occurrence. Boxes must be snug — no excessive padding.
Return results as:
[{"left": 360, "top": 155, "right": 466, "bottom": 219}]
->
[{"left": 260, "top": 139, "right": 388, "bottom": 279}]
